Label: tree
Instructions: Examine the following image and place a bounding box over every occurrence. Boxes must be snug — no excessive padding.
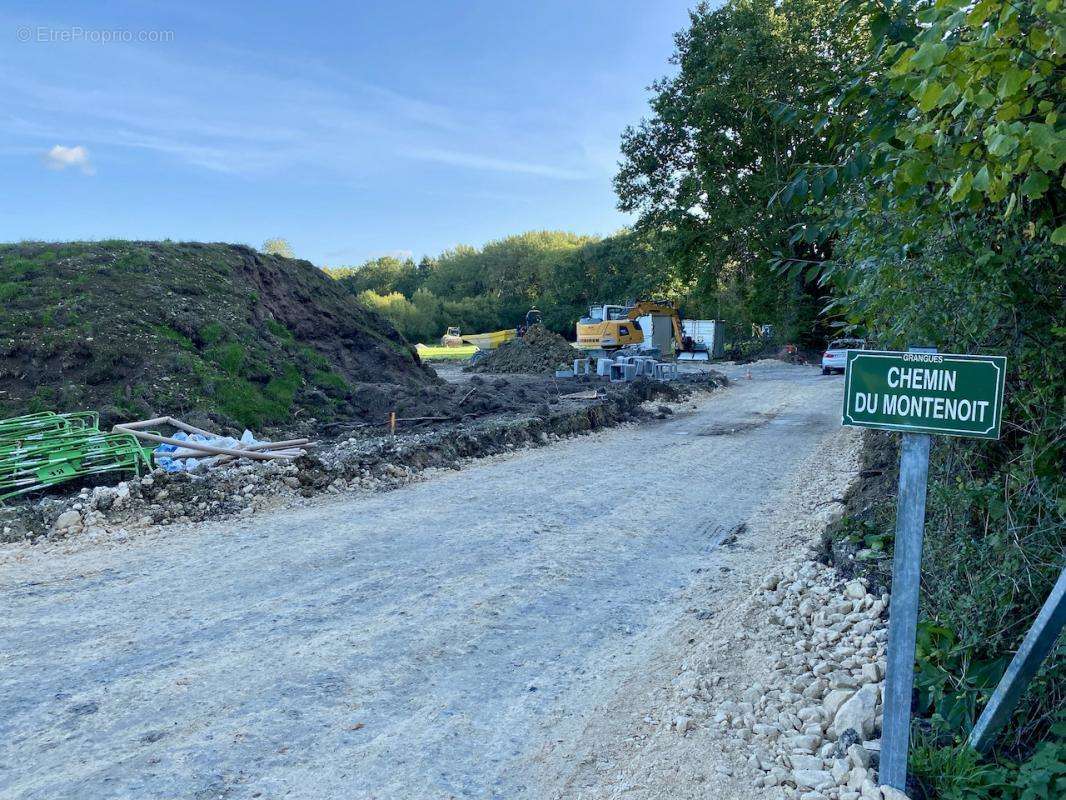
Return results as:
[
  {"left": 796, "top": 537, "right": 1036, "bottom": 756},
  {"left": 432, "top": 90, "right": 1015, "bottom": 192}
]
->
[
  {"left": 335, "top": 256, "right": 421, "bottom": 296},
  {"left": 614, "top": 0, "right": 866, "bottom": 343},
  {"left": 261, "top": 237, "right": 295, "bottom": 258},
  {"left": 774, "top": 0, "right": 1065, "bottom": 775}
]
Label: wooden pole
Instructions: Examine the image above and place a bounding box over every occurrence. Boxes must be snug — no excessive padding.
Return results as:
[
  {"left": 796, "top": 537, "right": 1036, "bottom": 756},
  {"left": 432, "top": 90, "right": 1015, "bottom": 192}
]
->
[
  {"left": 390, "top": 411, "right": 396, "bottom": 435},
  {"left": 968, "top": 566, "right": 1066, "bottom": 753},
  {"left": 880, "top": 430, "right": 931, "bottom": 791}
]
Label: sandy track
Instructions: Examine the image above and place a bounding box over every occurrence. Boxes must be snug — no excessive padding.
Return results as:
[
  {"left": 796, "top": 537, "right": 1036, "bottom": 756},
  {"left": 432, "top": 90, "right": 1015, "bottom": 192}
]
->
[{"left": 0, "top": 362, "right": 849, "bottom": 800}]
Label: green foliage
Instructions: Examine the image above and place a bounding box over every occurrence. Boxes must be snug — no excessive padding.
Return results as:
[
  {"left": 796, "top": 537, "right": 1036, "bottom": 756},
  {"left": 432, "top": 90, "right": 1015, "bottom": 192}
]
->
[
  {"left": 0, "top": 282, "right": 22, "bottom": 302},
  {"left": 153, "top": 324, "right": 194, "bottom": 349},
  {"left": 261, "top": 237, "right": 295, "bottom": 258},
  {"left": 265, "top": 319, "right": 294, "bottom": 341},
  {"left": 1012, "top": 721, "right": 1066, "bottom": 800},
  {"left": 910, "top": 733, "right": 1011, "bottom": 799},
  {"left": 114, "top": 249, "right": 151, "bottom": 273},
  {"left": 335, "top": 229, "right": 692, "bottom": 343},
  {"left": 207, "top": 342, "right": 245, "bottom": 375},
  {"left": 2, "top": 257, "right": 38, "bottom": 279},
  {"left": 614, "top": 0, "right": 866, "bottom": 343},
  {"left": 357, "top": 291, "right": 436, "bottom": 343},
  {"left": 767, "top": 0, "right": 1065, "bottom": 773},
  {"left": 330, "top": 255, "right": 425, "bottom": 297},
  {"left": 909, "top": 719, "right": 1066, "bottom": 800},
  {"left": 313, "top": 369, "right": 348, "bottom": 397},
  {"left": 913, "top": 621, "right": 1009, "bottom": 735}
]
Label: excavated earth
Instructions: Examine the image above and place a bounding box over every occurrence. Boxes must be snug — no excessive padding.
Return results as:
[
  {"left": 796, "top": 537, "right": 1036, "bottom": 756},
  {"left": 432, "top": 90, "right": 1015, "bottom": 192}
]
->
[
  {"left": 466, "top": 325, "right": 579, "bottom": 374},
  {"left": 0, "top": 241, "right": 442, "bottom": 431},
  {"left": 0, "top": 369, "right": 726, "bottom": 545}
]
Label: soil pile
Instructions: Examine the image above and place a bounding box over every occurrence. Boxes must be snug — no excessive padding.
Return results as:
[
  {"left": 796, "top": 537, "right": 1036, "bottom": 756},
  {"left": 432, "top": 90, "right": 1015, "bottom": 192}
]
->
[
  {"left": 467, "top": 325, "right": 577, "bottom": 374},
  {"left": 0, "top": 241, "right": 447, "bottom": 431}
]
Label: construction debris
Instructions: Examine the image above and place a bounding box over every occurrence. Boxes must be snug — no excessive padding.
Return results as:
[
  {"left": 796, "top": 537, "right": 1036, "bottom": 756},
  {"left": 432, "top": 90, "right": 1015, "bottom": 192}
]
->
[
  {"left": 112, "top": 417, "right": 311, "bottom": 472},
  {"left": 1, "top": 371, "right": 726, "bottom": 544}
]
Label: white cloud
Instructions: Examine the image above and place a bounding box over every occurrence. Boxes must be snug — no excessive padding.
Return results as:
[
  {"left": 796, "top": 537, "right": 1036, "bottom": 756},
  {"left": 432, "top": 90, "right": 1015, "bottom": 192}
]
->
[
  {"left": 44, "top": 144, "right": 95, "bottom": 174},
  {"left": 403, "top": 147, "right": 587, "bottom": 180}
]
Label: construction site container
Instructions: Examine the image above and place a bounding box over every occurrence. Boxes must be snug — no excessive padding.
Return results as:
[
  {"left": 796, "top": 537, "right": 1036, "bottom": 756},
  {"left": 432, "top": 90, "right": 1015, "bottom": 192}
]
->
[{"left": 682, "top": 319, "right": 725, "bottom": 358}]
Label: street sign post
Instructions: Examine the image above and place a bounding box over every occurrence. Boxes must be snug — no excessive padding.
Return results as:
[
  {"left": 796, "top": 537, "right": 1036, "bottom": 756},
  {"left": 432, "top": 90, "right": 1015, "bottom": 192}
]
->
[{"left": 842, "top": 348, "right": 1006, "bottom": 792}]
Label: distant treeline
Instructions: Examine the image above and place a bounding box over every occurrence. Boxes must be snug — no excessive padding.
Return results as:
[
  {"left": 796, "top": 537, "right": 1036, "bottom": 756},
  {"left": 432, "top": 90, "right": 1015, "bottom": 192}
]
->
[{"left": 325, "top": 228, "right": 822, "bottom": 345}]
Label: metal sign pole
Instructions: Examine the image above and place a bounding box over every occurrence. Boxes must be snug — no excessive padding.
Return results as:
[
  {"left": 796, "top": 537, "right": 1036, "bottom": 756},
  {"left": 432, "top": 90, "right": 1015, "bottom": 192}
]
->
[
  {"left": 968, "top": 566, "right": 1066, "bottom": 753},
  {"left": 880, "top": 431, "right": 931, "bottom": 790}
]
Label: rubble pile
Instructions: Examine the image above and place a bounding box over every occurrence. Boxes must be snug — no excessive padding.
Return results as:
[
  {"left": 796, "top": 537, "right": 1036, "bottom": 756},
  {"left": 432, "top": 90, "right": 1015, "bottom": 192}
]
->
[{"left": 466, "top": 326, "right": 578, "bottom": 374}]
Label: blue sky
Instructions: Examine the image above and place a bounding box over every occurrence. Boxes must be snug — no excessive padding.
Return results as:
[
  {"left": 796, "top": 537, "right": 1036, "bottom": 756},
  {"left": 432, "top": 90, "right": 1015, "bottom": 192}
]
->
[{"left": 2, "top": 1, "right": 699, "bottom": 266}]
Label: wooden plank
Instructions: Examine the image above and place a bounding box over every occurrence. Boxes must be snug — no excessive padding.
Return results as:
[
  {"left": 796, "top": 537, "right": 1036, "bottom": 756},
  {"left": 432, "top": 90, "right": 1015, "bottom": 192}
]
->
[{"left": 968, "top": 566, "right": 1066, "bottom": 753}]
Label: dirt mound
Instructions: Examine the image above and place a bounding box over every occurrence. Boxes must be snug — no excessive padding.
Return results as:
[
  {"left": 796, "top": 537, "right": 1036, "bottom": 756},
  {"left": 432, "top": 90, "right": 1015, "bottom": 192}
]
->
[
  {"left": 466, "top": 325, "right": 576, "bottom": 374},
  {"left": 0, "top": 241, "right": 442, "bottom": 431}
]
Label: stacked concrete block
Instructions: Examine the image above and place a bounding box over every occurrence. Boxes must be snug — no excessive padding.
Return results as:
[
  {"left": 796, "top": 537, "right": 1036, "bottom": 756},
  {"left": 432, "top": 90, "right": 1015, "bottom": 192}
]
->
[
  {"left": 597, "top": 358, "right": 615, "bottom": 376},
  {"left": 654, "top": 363, "right": 679, "bottom": 380}
]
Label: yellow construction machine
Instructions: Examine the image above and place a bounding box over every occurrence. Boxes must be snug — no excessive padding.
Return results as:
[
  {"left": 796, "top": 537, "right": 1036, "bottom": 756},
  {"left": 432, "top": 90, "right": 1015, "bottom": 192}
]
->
[
  {"left": 575, "top": 300, "right": 707, "bottom": 358},
  {"left": 440, "top": 326, "right": 465, "bottom": 347},
  {"left": 438, "top": 309, "right": 545, "bottom": 350}
]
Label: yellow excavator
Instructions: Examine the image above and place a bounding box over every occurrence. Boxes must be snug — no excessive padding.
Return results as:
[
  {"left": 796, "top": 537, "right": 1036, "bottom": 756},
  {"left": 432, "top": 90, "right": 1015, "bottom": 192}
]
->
[{"left": 576, "top": 300, "right": 706, "bottom": 358}]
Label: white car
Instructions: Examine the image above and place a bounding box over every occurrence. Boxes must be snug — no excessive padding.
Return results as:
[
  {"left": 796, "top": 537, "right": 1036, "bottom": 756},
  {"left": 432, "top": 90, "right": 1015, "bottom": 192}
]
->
[{"left": 821, "top": 338, "right": 866, "bottom": 375}]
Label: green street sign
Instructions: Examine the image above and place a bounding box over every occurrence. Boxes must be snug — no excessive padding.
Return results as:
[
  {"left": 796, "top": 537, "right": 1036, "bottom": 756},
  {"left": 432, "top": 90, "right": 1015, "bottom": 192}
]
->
[{"left": 843, "top": 350, "right": 1006, "bottom": 439}]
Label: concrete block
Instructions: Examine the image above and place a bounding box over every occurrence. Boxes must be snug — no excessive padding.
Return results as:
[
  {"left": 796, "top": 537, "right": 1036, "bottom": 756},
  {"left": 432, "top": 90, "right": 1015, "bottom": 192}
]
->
[
  {"left": 609, "top": 363, "right": 628, "bottom": 382},
  {"left": 623, "top": 364, "right": 638, "bottom": 380},
  {"left": 555, "top": 368, "right": 575, "bottom": 378},
  {"left": 597, "top": 358, "right": 614, "bottom": 376},
  {"left": 654, "top": 363, "right": 679, "bottom": 381}
]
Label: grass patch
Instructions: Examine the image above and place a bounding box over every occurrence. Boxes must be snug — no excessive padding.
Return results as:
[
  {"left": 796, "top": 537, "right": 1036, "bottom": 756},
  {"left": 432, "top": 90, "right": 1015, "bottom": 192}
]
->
[
  {"left": 206, "top": 342, "right": 246, "bottom": 375},
  {"left": 313, "top": 369, "right": 348, "bottom": 396},
  {"left": 266, "top": 319, "right": 294, "bottom": 341},
  {"left": 200, "top": 322, "right": 226, "bottom": 346},
  {"left": 114, "top": 249, "right": 152, "bottom": 273}
]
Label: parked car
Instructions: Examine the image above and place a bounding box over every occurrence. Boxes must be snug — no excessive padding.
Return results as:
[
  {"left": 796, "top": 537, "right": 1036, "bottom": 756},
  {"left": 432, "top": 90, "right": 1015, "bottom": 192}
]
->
[{"left": 821, "top": 338, "right": 867, "bottom": 375}]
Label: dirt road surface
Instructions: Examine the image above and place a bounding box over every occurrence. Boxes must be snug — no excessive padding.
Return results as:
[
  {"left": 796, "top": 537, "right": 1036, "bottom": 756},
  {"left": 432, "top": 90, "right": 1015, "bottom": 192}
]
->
[{"left": 0, "top": 362, "right": 848, "bottom": 800}]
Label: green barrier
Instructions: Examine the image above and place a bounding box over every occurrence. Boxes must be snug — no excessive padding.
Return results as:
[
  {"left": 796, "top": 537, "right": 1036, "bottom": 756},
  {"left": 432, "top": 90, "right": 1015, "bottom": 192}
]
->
[{"left": 0, "top": 412, "right": 151, "bottom": 502}]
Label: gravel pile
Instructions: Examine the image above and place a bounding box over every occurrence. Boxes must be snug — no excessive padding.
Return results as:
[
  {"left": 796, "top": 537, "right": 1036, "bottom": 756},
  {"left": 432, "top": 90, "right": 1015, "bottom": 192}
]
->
[
  {"left": 700, "top": 562, "right": 905, "bottom": 800},
  {"left": 466, "top": 326, "right": 577, "bottom": 374}
]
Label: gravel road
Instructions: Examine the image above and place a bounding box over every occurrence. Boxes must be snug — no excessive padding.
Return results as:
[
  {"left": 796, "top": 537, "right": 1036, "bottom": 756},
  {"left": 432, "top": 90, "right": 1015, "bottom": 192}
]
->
[{"left": 0, "top": 362, "right": 844, "bottom": 800}]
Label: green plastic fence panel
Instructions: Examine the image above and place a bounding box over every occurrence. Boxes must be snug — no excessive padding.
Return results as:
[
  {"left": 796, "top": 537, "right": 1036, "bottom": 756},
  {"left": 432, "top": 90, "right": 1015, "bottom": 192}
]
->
[{"left": 0, "top": 414, "right": 149, "bottom": 502}]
